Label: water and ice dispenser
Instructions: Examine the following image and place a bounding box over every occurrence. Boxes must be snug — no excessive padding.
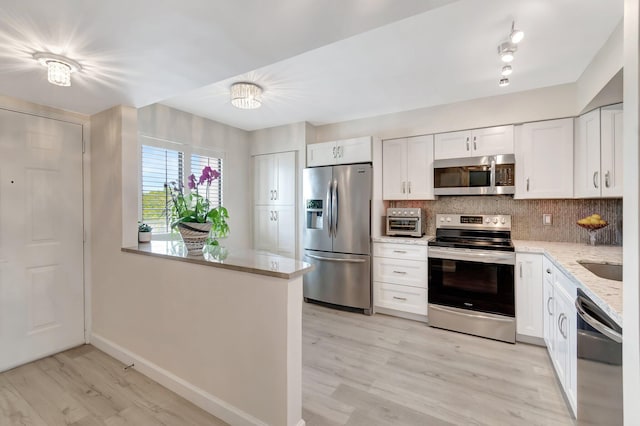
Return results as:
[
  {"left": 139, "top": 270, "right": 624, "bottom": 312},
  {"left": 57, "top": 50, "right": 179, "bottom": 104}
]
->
[{"left": 306, "top": 199, "right": 323, "bottom": 230}]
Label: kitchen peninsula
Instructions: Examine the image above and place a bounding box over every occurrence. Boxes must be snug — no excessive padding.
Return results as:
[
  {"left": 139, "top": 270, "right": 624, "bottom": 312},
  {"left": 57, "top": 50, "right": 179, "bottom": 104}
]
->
[{"left": 92, "top": 242, "right": 313, "bottom": 426}]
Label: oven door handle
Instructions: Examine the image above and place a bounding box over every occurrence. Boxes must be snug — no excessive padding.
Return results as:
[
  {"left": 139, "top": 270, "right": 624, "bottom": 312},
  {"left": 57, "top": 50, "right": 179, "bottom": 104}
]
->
[{"left": 428, "top": 247, "right": 515, "bottom": 265}]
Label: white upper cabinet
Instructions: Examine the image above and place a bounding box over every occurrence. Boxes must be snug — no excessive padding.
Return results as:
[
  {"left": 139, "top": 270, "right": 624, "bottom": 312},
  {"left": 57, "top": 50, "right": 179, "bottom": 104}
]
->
[
  {"left": 254, "top": 151, "right": 295, "bottom": 206},
  {"left": 382, "top": 135, "right": 434, "bottom": 200},
  {"left": 515, "top": 118, "right": 574, "bottom": 199},
  {"left": 434, "top": 125, "right": 514, "bottom": 160},
  {"left": 574, "top": 104, "right": 623, "bottom": 198},
  {"left": 306, "top": 136, "right": 372, "bottom": 167},
  {"left": 600, "top": 104, "right": 623, "bottom": 197}
]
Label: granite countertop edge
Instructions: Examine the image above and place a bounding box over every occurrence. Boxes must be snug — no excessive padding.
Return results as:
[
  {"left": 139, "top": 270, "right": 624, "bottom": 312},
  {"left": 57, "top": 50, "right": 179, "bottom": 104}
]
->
[
  {"left": 514, "top": 240, "right": 622, "bottom": 326},
  {"left": 122, "top": 246, "right": 314, "bottom": 280}
]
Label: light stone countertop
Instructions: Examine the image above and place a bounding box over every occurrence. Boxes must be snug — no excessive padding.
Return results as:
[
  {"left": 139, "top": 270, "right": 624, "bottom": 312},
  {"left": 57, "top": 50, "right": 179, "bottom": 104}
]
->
[
  {"left": 372, "top": 235, "right": 433, "bottom": 246},
  {"left": 514, "top": 240, "right": 622, "bottom": 326},
  {"left": 123, "top": 241, "right": 313, "bottom": 279}
]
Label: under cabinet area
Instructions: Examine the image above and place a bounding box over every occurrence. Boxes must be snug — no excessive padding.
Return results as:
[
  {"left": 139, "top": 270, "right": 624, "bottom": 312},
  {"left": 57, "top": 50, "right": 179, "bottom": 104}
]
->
[
  {"left": 434, "top": 125, "right": 514, "bottom": 160},
  {"left": 382, "top": 135, "right": 434, "bottom": 200},
  {"left": 306, "top": 136, "right": 372, "bottom": 167},
  {"left": 574, "top": 103, "right": 623, "bottom": 198},
  {"left": 515, "top": 118, "right": 574, "bottom": 199},
  {"left": 373, "top": 242, "right": 428, "bottom": 319}
]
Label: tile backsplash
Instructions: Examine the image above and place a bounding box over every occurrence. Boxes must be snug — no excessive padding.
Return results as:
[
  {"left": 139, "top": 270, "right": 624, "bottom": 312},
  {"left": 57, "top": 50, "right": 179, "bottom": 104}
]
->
[{"left": 390, "top": 196, "right": 623, "bottom": 245}]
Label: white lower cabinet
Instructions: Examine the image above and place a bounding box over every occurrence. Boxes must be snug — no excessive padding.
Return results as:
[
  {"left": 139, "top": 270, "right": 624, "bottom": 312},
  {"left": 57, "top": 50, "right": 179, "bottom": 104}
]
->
[
  {"left": 541, "top": 256, "right": 577, "bottom": 418},
  {"left": 373, "top": 242, "right": 428, "bottom": 317},
  {"left": 515, "top": 253, "right": 543, "bottom": 340},
  {"left": 253, "top": 205, "right": 295, "bottom": 258}
]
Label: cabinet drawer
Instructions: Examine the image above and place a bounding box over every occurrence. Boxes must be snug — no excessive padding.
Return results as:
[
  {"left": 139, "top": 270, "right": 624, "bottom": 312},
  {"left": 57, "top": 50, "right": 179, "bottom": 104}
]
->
[
  {"left": 374, "top": 281, "right": 427, "bottom": 315},
  {"left": 373, "top": 257, "right": 427, "bottom": 288},
  {"left": 373, "top": 243, "right": 427, "bottom": 261}
]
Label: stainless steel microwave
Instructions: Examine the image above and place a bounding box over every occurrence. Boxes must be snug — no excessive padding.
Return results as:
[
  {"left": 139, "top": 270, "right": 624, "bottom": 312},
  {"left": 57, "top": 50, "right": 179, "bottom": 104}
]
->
[{"left": 433, "top": 154, "right": 515, "bottom": 195}]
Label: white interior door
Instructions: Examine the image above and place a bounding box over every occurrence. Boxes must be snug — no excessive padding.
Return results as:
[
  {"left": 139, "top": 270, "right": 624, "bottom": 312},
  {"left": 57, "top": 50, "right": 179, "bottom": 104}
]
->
[{"left": 0, "top": 109, "right": 84, "bottom": 372}]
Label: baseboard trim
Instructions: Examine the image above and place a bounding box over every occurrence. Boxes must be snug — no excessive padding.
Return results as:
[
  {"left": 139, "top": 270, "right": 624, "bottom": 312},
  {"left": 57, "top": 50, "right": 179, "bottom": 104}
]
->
[
  {"left": 374, "top": 306, "right": 428, "bottom": 323},
  {"left": 90, "top": 333, "right": 269, "bottom": 426},
  {"left": 516, "top": 334, "right": 546, "bottom": 346}
]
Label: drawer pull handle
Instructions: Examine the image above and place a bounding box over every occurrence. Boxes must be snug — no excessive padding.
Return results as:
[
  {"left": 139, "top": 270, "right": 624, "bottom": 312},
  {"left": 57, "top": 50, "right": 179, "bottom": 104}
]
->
[
  {"left": 393, "top": 250, "right": 407, "bottom": 254},
  {"left": 392, "top": 270, "right": 407, "bottom": 274},
  {"left": 392, "top": 296, "right": 407, "bottom": 301}
]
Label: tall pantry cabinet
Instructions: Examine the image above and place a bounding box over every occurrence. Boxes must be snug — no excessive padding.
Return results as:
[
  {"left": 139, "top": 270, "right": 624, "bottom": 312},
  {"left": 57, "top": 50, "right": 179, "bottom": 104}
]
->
[{"left": 253, "top": 151, "right": 296, "bottom": 258}]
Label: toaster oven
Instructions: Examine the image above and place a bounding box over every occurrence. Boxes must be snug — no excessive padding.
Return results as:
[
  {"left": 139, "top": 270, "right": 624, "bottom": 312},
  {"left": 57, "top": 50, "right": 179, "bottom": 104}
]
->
[{"left": 386, "top": 208, "right": 425, "bottom": 237}]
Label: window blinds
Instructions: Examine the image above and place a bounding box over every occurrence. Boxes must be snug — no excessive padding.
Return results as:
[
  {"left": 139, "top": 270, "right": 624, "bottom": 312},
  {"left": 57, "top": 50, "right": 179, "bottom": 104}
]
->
[{"left": 191, "top": 154, "right": 224, "bottom": 208}]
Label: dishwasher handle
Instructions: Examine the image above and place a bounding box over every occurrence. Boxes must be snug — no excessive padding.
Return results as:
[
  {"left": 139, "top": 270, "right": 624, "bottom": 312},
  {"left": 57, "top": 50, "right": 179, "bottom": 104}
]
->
[{"left": 575, "top": 296, "right": 622, "bottom": 344}]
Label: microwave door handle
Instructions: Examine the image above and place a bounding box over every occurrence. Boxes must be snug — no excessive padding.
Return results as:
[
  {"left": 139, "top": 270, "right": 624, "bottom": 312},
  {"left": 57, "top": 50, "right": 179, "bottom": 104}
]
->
[
  {"left": 332, "top": 180, "right": 338, "bottom": 237},
  {"left": 326, "top": 180, "right": 332, "bottom": 238},
  {"left": 490, "top": 158, "right": 496, "bottom": 190}
]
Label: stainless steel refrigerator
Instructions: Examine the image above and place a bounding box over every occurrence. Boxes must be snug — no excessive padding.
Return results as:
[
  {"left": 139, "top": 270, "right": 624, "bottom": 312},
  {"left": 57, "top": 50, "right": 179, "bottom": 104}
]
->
[{"left": 302, "top": 164, "right": 372, "bottom": 314}]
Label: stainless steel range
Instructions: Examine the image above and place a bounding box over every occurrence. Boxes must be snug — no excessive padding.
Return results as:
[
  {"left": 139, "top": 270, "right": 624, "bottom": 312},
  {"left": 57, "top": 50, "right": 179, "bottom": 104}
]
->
[{"left": 428, "top": 214, "right": 516, "bottom": 343}]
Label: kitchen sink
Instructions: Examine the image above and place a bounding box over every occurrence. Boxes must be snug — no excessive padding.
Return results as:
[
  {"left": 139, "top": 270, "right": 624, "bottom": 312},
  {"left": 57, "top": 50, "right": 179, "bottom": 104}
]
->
[{"left": 577, "top": 261, "right": 623, "bottom": 281}]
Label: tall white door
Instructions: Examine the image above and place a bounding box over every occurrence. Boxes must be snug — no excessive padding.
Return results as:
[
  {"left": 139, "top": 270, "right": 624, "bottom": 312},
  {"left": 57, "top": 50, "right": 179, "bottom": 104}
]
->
[{"left": 0, "top": 109, "right": 84, "bottom": 372}]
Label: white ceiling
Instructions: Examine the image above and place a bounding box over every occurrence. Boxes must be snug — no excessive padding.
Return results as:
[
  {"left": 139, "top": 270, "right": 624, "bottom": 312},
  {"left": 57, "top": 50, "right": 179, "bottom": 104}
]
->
[
  {"left": 0, "top": 1, "right": 623, "bottom": 130},
  {"left": 0, "top": 0, "right": 454, "bottom": 115}
]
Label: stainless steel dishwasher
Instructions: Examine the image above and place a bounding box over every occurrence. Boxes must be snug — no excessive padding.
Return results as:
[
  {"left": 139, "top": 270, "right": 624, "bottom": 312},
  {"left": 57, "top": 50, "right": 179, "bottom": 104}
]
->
[{"left": 575, "top": 288, "right": 623, "bottom": 425}]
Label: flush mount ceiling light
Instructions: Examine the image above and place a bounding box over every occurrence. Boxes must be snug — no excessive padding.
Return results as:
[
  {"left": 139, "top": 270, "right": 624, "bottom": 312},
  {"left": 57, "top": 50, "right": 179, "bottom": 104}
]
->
[
  {"left": 497, "top": 42, "right": 517, "bottom": 63},
  {"left": 501, "top": 65, "right": 513, "bottom": 76},
  {"left": 230, "top": 82, "right": 263, "bottom": 109},
  {"left": 33, "top": 52, "right": 82, "bottom": 87},
  {"left": 509, "top": 21, "right": 525, "bottom": 44},
  {"left": 499, "top": 77, "right": 510, "bottom": 87}
]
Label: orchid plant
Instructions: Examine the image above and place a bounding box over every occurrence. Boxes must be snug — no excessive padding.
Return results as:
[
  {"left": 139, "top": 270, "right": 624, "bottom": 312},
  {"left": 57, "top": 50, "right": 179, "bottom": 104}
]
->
[{"left": 165, "top": 166, "right": 229, "bottom": 243}]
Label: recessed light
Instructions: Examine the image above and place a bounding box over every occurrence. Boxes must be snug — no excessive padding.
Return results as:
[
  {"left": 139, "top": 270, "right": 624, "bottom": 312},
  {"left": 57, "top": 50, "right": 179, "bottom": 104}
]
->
[
  {"left": 499, "top": 77, "right": 510, "bottom": 87},
  {"left": 501, "top": 65, "right": 513, "bottom": 76}
]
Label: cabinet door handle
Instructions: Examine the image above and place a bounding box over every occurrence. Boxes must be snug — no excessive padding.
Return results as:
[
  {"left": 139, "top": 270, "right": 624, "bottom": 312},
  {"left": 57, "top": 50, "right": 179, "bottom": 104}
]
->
[
  {"left": 269, "top": 190, "right": 273, "bottom": 200},
  {"left": 546, "top": 268, "right": 552, "bottom": 274},
  {"left": 339, "top": 146, "right": 344, "bottom": 158},
  {"left": 407, "top": 181, "right": 411, "bottom": 194},
  {"left": 402, "top": 182, "right": 406, "bottom": 194},
  {"left": 270, "top": 210, "right": 274, "bottom": 221},
  {"left": 274, "top": 211, "right": 278, "bottom": 221},
  {"left": 473, "top": 136, "right": 477, "bottom": 151},
  {"left": 332, "top": 146, "right": 336, "bottom": 158},
  {"left": 593, "top": 171, "right": 599, "bottom": 189},
  {"left": 526, "top": 178, "right": 530, "bottom": 192},
  {"left": 392, "top": 296, "right": 407, "bottom": 301},
  {"left": 274, "top": 189, "right": 278, "bottom": 200},
  {"left": 605, "top": 171, "right": 611, "bottom": 188},
  {"left": 519, "top": 262, "right": 523, "bottom": 278},
  {"left": 392, "top": 270, "right": 407, "bottom": 275},
  {"left": 392, "top": 250, "right": 407, "bottom": 254},
  {"left": 466, "top": 137, "right": 470, "bottom": 151},
  {"left": 547, "top": 296, "right": 553, "bottom": 315}
]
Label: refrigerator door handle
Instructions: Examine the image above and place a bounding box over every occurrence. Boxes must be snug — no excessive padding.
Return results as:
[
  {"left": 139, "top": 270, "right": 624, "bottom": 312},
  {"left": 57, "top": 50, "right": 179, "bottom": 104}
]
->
[
  {"left": 306, "top": 254, "right": 367, "bottom": 263},
  {"left": 332, "top": 179, "right": 338, "bottom": 237},
  {"left": 326, "top": 180, "right": 333, "bottom": 238}
]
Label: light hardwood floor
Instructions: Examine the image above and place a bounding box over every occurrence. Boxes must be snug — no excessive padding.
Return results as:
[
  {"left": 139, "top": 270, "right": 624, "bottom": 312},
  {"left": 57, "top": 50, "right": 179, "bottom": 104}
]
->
[
  {"left": 302, "top": 302, "right": 573, "bottom": 426},
  {"left": 0, "top": 303, "right": 573, "bottom": 426},
  {"left": 0, "top": 345, "right": 228, "bottom": 425}
]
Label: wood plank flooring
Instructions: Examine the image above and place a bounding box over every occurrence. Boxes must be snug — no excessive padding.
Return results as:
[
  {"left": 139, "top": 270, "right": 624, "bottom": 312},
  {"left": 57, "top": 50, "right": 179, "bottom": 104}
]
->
[
  {"left": 0, "top": 345, "right": 227, "bottom": 426},
  {"left": 302, "top": 302, "right": 573, "bottom": 426},
  {"left": 0, "top": 303, "right": 573, "bottom": 426}
]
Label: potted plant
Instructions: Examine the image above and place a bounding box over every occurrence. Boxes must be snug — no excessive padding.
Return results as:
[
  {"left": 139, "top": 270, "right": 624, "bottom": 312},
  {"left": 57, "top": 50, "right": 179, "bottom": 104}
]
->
[
  {"left": 165, "top": 166, "right": 230, "bottom": 253},
  {"left": 138, "top": 222, "right": 152, "bottom": 243}
]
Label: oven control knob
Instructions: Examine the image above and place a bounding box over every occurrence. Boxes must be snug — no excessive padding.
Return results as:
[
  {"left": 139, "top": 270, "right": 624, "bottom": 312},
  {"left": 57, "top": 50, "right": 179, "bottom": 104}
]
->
[
  {"left": 493, "top": 217, "right": 499, "bottom": 224},
  {"left": 440, "top": 217, "right": 445, "bottom": 222},
  {"left": 485, "top": 217, "right": 491, "bottom": 224},
  {"left": 501, "top": 217, "right": 506, "bottom": 224},
  {"left": 403, "top": 211, "right": 408, "bottom": 215},
  {"left": 446, "top": 217, "right": 451, "bottom": 222},
  {"left": 392, "top": 210, "right": 397, "bottom": 215}
]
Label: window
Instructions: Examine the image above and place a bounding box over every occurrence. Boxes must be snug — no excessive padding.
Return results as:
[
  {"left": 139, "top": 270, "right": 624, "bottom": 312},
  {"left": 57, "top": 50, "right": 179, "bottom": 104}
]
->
[{"left": 140, "top": 143, "right": 224, "bottom": 235}]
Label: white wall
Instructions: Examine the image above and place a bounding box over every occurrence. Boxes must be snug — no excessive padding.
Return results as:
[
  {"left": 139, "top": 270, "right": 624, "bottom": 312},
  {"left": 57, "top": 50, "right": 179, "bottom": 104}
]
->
[
  {"left": 90, "top": 106, "right": 303, "bottom": 425},
  {"left": 623, "top": 1, "right": 640, "bottom": 423},
  {"left": 577, "top": 19, "right": 624, "bottom": 113},
  {"left": 249, "top": 122, "right": 310, "bottom": 259},
  {"left": 314, "top": 83, "right": 578, "bottom": 142},
  {"left": 138, "top": 104, "right": 252, "bottom": 249}
]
